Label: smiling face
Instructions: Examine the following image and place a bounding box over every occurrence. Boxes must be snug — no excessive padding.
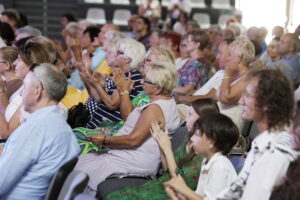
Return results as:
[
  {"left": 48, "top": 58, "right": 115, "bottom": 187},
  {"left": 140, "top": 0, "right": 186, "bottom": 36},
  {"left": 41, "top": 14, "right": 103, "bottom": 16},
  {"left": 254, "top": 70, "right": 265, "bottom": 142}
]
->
[
  {"left": 216, "top": 42, "right": 229, "bottom": 70},
  {"left": 13, "top": 55, "right": 30, "bottom": 80},
  {"left": 239, "top": 78, "right": 263, "bottom": 122}
]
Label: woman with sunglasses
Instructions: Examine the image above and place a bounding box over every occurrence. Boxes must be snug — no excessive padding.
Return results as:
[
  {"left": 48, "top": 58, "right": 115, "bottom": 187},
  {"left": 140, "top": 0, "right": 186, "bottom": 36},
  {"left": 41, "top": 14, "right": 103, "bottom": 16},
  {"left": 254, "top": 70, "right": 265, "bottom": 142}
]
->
[{"left": 0, "top": 41, "right": 51, "bottom": 139}]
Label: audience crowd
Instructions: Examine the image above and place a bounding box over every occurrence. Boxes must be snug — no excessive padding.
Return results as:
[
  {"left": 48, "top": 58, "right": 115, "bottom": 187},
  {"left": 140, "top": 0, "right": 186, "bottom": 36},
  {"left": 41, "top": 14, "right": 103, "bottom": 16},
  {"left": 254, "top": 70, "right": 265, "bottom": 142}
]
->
[{"left": 0, "top": 1, "right": 299, "bottom": 199}]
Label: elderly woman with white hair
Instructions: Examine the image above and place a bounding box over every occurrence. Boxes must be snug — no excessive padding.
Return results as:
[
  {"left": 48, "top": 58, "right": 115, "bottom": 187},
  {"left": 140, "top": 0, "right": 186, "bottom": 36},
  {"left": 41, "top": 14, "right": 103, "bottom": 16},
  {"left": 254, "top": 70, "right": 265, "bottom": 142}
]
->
[
  {"left": 80, "top": 38, "right": 145, "bottom": 129},
  {"left": 75, "top": 62, "right": 180, "bottom": 195}
]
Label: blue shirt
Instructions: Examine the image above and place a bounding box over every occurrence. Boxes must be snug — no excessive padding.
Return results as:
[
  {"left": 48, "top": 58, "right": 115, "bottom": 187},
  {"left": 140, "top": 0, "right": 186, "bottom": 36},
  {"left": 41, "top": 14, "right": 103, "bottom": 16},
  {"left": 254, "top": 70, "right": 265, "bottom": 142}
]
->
[
  {"left": 278, "top": 54, "right": 300, "bottom": 85},
  {"left": 0, "top": 106, "right": 80, "bottom": 200},
  {"left": 68, "top": 47, "right": 106, "bottom": 90}
]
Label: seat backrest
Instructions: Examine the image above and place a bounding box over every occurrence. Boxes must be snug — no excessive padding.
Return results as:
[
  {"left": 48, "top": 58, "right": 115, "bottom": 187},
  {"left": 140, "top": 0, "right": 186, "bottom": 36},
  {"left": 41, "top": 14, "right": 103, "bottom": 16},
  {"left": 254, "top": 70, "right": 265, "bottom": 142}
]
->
[
  {"left": 58, "top": 170, "right": 89, "bottom": 200},
  {"left": 44, "top": 157, "right": 78, "bottom": 200},
  {"left": 189, "top": 0, "right": 206, "bottom": 8},
  {"left": 0, "top": 4, "right": 4, "bottom": 13},
  {"left": 193, "top": 13, "right": 211, "bottom": 29},
  {"left": 86, "top": 8, "right": 106, "bottom": 24},
  {"left": 212, "top": 0, "right": 231, "bottom": 9},
  {"left": 218, "top": 14, "right": 232, "bottom": 28},
  {"left": 113, "top": 9, "right": 132, "bottom": 25},
  {"left": 84, "top": 0, "right": 104, "bottom": 3},
  {"left": 110, "top": 0, "right": 130, "bottom": 5},
  {"left": 171, "top": 126, "right": 188, "bottom": 153}
]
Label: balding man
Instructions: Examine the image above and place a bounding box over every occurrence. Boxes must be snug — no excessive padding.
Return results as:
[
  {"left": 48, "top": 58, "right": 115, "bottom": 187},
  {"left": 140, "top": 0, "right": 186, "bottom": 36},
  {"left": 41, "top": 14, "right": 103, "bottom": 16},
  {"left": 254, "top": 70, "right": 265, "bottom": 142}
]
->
[
  {"left": 0, "top": 63, "right": 79, "bottom": 200},
  {"left": 275, "top": 33, "right": 300, "bottom": 85}
]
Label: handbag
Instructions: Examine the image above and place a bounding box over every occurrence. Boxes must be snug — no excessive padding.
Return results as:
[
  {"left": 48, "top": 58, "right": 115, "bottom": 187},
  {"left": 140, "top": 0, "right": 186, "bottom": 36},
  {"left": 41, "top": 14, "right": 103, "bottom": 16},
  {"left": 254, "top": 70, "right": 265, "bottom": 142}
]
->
[{"left": 67, "top": 103, "right": 90, "bottom": 128}]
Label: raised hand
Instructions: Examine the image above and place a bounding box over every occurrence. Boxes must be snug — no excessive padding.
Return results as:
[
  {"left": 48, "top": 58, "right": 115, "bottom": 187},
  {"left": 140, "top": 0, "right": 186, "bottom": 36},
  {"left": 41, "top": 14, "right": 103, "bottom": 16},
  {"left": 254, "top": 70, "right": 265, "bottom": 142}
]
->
[
  {"left": 112, "top": 68, "right": 133, "bottom": 92},
  {"left": 150, "top": 121, "right": 172, "bottom": 153}
]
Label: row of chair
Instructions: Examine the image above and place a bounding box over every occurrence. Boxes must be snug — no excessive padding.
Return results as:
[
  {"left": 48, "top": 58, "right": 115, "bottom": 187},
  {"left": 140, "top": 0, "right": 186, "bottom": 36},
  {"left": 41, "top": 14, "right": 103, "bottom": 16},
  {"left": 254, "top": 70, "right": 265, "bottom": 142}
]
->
[
  {"left": 84, "top": 0, "right": 233, "bottom": 9},
  {"left": 86, "top": 8, "right": 233, "bottom": 28}
]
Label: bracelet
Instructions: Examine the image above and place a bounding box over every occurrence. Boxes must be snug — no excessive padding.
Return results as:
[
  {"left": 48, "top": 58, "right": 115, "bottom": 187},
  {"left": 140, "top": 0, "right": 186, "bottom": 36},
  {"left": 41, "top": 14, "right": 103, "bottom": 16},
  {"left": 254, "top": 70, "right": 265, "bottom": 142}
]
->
[
  {"left": 120, "top": 90, "right": 129, "bottom": 95},
  {"left": 103, "top": 135, "right": 107, "bottom": 146}
]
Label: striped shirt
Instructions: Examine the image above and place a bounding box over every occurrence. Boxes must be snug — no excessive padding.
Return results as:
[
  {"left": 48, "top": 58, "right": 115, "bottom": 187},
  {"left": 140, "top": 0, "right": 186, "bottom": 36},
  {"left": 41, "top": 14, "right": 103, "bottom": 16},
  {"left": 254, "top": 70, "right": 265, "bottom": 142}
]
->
[{"left": 85, "top": 70, "right": 143, "bottom": 129}]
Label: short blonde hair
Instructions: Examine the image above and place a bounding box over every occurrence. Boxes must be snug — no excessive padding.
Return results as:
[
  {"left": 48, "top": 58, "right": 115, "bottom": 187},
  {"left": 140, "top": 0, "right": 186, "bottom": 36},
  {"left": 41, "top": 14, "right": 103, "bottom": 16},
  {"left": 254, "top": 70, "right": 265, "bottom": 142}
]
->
[
  {"left": 147, "top": 46, "right": 175, "bottom": 65},
  {"left": 228, "top": 38, "right": 255, "bottom": 66},
  {"left": 146, "top": 63, "right": 177, "bottom": 95}
]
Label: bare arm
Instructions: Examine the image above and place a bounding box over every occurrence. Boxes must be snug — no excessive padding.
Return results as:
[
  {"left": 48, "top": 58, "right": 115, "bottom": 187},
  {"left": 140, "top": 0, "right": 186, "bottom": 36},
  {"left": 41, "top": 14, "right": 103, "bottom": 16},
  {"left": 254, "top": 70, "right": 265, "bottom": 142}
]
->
[
  {"left": 164, "top": 175, "right": 204, "bottom": 200},
  {"left": 176, "top": 89, "right": 216, "bottom": 105},
  {"left": 172, "top": 85, "right": 194, "bottom": 96},
  {"left": 87, "top": 104, "right": 165, "bottom": 149},
  {"left": 219, "top": 77, "right": 247, "bottom": 104},
  {"left": 150, "top": 121, "right": 178, "bottom": 177},
  {"left": 0, "top": 107, "right": 21, "bottom": 139}
]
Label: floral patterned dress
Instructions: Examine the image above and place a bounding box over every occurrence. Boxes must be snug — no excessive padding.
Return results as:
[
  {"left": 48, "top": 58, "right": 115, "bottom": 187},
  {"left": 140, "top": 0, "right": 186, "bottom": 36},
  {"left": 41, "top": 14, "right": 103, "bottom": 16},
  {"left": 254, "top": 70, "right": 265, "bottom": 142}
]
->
[{"left": 73, "top": 91, "right": 151, "bottom": 155}]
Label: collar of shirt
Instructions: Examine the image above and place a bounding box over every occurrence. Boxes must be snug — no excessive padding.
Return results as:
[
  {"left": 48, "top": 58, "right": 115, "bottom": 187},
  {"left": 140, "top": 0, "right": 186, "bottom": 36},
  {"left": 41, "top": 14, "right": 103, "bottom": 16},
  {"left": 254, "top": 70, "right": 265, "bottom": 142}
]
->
[
  {"left": 201, "top": 152, "right": 223, "bottom": 174},
  {"left": 25, "top": 105, "right": 60, "bottom": 122}
]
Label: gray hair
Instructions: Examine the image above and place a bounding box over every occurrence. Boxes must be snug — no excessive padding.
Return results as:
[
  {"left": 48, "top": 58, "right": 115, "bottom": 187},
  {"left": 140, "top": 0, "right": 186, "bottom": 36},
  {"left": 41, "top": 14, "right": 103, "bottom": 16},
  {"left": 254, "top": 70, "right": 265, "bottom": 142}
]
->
[
  {"left": 105, "top": 30, "right": 125, "bottom": 44},
  {"left": 33, "top": 63, "right": 67, "bottom": 102},
  {"left": 16, "top": 26, "right": 42, "bottom": 38},
  {"left": 118, "top": 38, "right": 145, "bottom": 68},
  {"left": 146, "top": 46, "right": 175, "bottom": 65},
  {"left": 64, "top": 22, "right": 80, "bottom": 36}
]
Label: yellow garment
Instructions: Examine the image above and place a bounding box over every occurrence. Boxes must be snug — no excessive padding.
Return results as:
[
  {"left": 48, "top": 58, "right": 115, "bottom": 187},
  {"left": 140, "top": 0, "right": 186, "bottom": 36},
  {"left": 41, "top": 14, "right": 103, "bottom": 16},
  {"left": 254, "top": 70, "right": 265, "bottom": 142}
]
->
[
  {"left": 61, "top": 86, "right": 89, "bottom": 109},
  {"left": 95, "top": 59, "right": 112, "bottom": 74},
  {"left": 62, "top": 60, "right": 111, "bottom": 109}
]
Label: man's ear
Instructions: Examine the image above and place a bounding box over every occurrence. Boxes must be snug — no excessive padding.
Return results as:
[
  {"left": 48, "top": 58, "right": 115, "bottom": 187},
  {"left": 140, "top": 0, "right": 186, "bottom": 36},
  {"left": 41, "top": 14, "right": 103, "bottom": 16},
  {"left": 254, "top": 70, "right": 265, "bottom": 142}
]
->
[{"left": 34, "top": 84, "right": 43, "bottom": 102}]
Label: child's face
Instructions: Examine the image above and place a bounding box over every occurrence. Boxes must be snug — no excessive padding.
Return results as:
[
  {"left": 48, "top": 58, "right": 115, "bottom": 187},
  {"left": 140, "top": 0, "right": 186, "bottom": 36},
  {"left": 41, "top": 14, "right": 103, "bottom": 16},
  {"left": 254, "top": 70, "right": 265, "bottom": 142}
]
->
[
  {"left": 190, "top": 130, "right": 213, "bottom": 156},
  {"left": 185, "top": 106, "right": 199, "bottom": 132}
]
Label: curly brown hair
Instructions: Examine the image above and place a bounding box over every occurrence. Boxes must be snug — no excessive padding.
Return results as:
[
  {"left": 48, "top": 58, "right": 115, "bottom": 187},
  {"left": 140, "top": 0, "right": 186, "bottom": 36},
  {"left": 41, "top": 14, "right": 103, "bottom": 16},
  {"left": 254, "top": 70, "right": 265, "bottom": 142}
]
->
[{"left": 247, "top": 68, "right": 294, "bottom": 131}]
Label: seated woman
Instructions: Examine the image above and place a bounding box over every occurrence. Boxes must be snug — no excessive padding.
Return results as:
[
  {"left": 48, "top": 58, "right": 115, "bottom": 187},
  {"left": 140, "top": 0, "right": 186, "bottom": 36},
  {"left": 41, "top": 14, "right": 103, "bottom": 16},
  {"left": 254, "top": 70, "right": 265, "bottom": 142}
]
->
[
  {"left": 81, "top": 38, "right": 145, "bottom": 129},
  {"left": 74, "top": 46, "right": 176, "bottom": 155},
  {"left": 74, "top": 63, "right": 180, "bottom": 195},
  {"left": 0, "top": 41, "right": 52, "bottom": 138},
  {"left": 218, "top": 38, "right": 258, "bottom": 132},
  {"left": 0, "top": 46, "right": 22, "bottom": 115},
  {"left": 104, "top": 98, "right": 220, "bottom": 200},
  {"left": 163, "top": 114, "right": 239, "bottom": 200},
  {"left": 172, "top": 30, "right": 209, "bottom": 96}
]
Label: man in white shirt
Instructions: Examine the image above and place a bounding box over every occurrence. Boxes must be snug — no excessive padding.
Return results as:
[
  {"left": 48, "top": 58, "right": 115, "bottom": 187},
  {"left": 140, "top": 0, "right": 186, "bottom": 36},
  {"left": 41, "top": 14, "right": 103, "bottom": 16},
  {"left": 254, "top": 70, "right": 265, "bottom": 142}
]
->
[
  {"left": 216, "top": 69, "right": 299, "bottom": 200},
  {"left": 176, "top": 39, "right": 233, "bottom": 105}
]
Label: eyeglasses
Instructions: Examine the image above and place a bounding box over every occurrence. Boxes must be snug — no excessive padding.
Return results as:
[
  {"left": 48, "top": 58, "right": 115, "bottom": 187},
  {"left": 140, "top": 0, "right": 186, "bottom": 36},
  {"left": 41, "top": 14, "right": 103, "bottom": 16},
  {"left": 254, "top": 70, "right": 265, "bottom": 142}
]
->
[
  {"left": 141, "top": 78, "right": 156, "bottom": 86},
  {"left": 29, "top": 64, "right": 44, "bottom": 90},
  {"left": 144, "top": 58, "right": 151, "bottom": 63},
  {"left": 116, "top": 50, "right": 124, "bottom": 56}
]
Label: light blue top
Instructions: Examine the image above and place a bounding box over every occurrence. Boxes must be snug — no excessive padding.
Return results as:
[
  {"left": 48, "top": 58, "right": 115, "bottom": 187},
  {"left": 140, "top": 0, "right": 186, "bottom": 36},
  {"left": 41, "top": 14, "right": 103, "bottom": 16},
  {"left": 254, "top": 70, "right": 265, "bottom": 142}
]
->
[
  {"left": 0, "top": 106, "right": 80, "bottom": 200},
  {"left": 68, "top": 47, "right": 106, "bottom": 90}
]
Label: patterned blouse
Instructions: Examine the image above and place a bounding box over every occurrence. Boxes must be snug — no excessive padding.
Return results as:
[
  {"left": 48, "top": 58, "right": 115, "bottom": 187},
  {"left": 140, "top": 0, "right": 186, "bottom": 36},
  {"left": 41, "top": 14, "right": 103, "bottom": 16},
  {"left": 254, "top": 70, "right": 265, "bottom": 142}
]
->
[
  {"left": 85, "top": 70, "right": 143, "bottom": 129},
  {"left": 177, "top": 58, "right": 208, "bottom": 89}
]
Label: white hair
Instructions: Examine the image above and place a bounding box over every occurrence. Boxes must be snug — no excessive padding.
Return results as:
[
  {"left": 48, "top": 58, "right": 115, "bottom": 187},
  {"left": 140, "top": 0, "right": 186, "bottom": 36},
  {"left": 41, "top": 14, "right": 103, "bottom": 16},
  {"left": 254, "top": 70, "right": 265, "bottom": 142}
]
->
[
  {"left": 16, "top": 26, "right": 42, "bottom": 38},
  {"left": 118, "top": 38, "right": 145, "bottom": 68}
]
